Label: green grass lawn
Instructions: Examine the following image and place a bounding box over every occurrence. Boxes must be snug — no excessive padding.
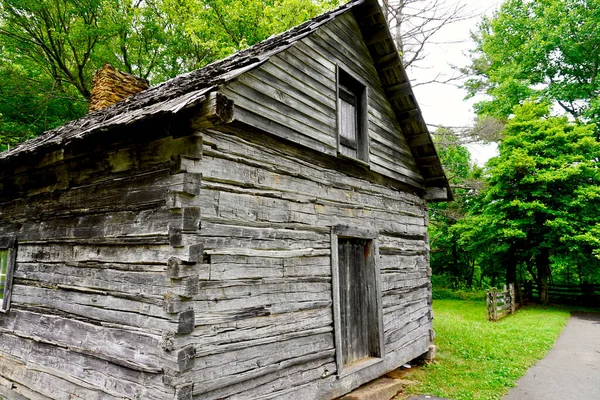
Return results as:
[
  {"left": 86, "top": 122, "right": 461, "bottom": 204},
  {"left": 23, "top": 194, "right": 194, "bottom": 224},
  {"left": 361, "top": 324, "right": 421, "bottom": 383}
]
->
[{"left": 400, "top": 300, "right": 570, "bottom": 400}]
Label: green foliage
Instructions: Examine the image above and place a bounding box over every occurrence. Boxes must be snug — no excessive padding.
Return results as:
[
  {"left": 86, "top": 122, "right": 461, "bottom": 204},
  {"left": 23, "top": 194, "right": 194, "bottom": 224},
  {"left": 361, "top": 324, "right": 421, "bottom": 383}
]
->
[
  {"left": 448, "top": 0, "right": 600, "bottom": 293},
  {"left": 157, "top": 0, "right": 339, "bottom": 78},
  {"left": 431, "top": 287, "right": 485, "bottom": 301},
  {"left": 481, "top": 103, "right": 600, "bottom": 282},
  {"left": 432, "top": 102, "right": 600, "bottom": 292},
  {"left": 0, "top": 54, "right": 87, "bottom": 152},
  {"left": 402, "top": 300, "right": 570, "bottom": 399},
  {"left": 465, "top": 0, "right": 600, "bottom": 121},
  {"left": 0, "top": 0, "right": 339, "bottom": 148},
  {"left": 428, "top": 129, "right": 483, "bottom": 288}
]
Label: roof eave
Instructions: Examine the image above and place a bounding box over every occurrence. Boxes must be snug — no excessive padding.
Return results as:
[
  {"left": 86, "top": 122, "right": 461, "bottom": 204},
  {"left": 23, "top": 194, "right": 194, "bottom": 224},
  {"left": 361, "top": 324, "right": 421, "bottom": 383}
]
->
[{"left": 351, "top": 0, "right": 453, "bottom": 202}]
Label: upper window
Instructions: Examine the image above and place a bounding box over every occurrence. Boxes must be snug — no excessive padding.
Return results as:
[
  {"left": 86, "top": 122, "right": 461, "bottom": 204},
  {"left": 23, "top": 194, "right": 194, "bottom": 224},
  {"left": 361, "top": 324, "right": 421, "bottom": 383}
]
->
[
  {"left": 0, "top": 237, "right": 17, "bottom": 312},
  {"left": 337, "top": 68, "right": 369, "bottom": 163}
]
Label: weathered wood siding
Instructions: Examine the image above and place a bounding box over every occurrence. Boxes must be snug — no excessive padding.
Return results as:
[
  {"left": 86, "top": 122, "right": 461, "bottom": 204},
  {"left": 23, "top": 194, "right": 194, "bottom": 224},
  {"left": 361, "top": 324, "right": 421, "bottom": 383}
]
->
[
  {"left": 220, "top": 12, "right": 424, "bottom": 190},
  {"left": 0, "top": 11, "right": 434, "bottom": 400},
  {"left": 168, "top": 127, "right": 432, "bottom": 399},
  {"left": 0, "top": 130, "right": 204, "bottom": 399}
]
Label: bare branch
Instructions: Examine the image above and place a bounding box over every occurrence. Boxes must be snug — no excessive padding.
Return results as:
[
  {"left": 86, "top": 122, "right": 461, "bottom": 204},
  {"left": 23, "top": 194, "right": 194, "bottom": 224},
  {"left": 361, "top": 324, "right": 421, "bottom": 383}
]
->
[{"left": 383, "top": 0, "right": 476, "bottom": 85}]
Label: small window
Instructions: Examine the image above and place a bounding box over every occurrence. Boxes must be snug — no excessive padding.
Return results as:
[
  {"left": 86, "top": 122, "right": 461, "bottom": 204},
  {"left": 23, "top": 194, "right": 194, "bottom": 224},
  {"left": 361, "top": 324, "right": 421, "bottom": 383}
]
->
[
  {"left": 337, "top": 68, "right": 368, "bottom": 163},
  {"left": 0, "top": 237, "right": 17, "bottom": 312},
  {"left": 331, "top": 227, "right": 383, "bottom": 375}
]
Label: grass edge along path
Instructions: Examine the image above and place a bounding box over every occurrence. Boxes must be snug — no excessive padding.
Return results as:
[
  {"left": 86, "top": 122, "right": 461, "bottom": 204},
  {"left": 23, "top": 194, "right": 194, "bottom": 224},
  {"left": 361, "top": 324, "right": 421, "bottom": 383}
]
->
[{"left": 400, "top": 300, "right": 570, "bottom": 400}]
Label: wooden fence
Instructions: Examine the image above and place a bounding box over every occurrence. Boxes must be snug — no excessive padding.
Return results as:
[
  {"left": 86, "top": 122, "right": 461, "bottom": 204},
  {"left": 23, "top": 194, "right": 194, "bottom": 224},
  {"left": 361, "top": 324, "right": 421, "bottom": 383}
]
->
[
  {"left": 486, "top": 284, "right": 516, "bottom": 321},
  {"left": 521, "top": 282, "right": 600, "bottom": 307}
]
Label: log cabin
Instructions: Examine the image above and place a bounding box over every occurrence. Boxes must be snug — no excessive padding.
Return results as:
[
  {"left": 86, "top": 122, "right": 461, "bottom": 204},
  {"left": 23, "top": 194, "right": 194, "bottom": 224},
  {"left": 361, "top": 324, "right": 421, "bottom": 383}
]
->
[{"left": 0, "top": 0, "right": 451, "bottom": 398}]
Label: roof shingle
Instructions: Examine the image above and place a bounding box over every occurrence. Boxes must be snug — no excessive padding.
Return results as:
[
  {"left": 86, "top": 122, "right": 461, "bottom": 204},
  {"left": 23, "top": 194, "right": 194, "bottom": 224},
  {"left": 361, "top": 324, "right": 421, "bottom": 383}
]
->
[{"left": 0, "top": 0, "right": 363, "bottom": 163}]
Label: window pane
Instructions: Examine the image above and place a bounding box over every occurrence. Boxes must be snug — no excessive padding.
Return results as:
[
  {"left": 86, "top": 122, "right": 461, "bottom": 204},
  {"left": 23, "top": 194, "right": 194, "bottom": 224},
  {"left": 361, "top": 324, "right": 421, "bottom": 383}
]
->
[
  {"left": 338, "top": 69, "right": 366, "bottom": 162},
  {"left": 0, "top": 250, "right": 7, "bottom": 300},
  {"left": 340, "top": 100, "right": 357, "bottom": 142},
  {"left": 340, "top": 98, "right": 358, "bottom": 159}
]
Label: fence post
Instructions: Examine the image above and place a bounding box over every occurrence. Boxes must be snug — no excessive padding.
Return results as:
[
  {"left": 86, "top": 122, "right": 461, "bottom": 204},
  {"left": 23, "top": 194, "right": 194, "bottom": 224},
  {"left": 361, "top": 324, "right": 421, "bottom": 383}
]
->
[
  {"left": 486, "top": 289, "right": 492, "bottom": 321},
  {"left": 509, "top": 283, "right": 515, "bottom": 314},
  {"left": 492, "top": 287, "right": 498, "bottom": 321}
]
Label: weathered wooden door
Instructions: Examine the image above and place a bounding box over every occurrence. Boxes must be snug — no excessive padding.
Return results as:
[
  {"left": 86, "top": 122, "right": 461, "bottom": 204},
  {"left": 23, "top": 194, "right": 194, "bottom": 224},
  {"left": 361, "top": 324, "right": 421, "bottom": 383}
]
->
[{"left": 338, "top": 238, "right": 370, "bottom": 365}]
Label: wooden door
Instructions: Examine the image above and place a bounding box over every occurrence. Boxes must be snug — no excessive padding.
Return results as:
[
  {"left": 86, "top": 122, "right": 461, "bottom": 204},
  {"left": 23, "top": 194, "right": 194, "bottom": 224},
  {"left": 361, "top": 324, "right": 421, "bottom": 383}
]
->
[{"left": 338, "top": 238, "right": 370, "bottom": 365}]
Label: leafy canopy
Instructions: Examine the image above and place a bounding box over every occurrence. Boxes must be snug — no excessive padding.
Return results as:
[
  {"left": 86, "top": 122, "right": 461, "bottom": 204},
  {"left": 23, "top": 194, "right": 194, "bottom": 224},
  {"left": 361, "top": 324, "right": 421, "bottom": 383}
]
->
[
  {"left": 471, "top": 102, "right": 600, "bottom": 285},
  {"left": 0, "top": 0, "right": 339, "bottom": 150},
  {"left": 465, "top": 0, "right": 600, "bottom": 121}
]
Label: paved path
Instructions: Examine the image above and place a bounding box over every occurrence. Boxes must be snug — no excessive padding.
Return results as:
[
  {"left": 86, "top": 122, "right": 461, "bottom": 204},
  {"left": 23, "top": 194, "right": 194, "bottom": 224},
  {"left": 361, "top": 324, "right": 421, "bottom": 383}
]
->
[{"left": 504, "top": 312, "right": 600, "bottom": 400}]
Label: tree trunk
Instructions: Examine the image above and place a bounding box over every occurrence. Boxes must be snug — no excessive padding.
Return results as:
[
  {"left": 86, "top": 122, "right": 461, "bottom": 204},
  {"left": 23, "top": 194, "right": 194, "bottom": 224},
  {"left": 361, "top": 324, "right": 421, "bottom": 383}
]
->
[
  {"left": 537, "top": 248, "right": 551, "bottom": 305},
  {"left": 467, "top": 258, "right": 475, "bottom": 289},
  {"left": 506, "top": 257, "right": 516, "bottom": 287},
  {"left": 576, "top": 253, "right": 583, "bottom": 285},
  {"left": 452, "top": 241, "right": 458, "bottom": 288},
  {"left": 526, "top": 258, "right": 538, "bottom": 283}
]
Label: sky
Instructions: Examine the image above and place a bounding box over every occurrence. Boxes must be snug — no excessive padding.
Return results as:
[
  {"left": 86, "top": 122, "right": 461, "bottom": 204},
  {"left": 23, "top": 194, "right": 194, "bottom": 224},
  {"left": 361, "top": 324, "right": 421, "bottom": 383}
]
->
[{"left": 406, "top": 0, "right": 504, "bottom": 165}]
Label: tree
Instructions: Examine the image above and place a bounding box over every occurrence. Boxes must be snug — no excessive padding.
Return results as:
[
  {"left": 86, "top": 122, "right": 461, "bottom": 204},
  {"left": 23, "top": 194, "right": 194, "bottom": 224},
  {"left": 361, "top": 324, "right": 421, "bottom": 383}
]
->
[
  {"left": 474, "top": 102, "right": 600, "bottom": 303},
  {"left": 0, "top": 45, "right": 86, "bottom": 152},
  {"left": 0, "top": 0, "right": 337, "bottom": 147},
  {"left": 0, "top": 0, "right": 121, "bottom": 100},
  {"left": 465, "top": 0, "right": 600, "bottom": 122},
  {"left": 428, "top": 128, "right": 482, "bottom": 288}
]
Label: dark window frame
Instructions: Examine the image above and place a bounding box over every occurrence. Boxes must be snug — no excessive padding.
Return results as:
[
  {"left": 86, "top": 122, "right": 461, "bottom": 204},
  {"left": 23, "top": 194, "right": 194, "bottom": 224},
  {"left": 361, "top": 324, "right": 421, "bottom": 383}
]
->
[
  {"left": 0, "top": 236, "right": 17, "bottom": 313},
  {"left": 336, "top": 66, "right": 369, "bottom": 164},
  {"left": 330, "top": 226, "right": 384, "bottom": 377}
]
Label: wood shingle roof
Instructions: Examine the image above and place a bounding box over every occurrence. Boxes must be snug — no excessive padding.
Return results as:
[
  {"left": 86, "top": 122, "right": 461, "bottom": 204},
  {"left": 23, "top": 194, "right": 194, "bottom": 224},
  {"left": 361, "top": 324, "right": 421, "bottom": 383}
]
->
[{"left": 0, "top": 0, "right": 451, "bottom": 200}]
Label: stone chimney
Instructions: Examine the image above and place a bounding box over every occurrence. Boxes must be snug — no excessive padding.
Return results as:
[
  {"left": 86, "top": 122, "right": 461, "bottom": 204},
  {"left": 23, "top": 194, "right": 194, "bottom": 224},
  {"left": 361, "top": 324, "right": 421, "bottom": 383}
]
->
[{"left": 89, "top": 64, "right": 150, "bottom": 112}]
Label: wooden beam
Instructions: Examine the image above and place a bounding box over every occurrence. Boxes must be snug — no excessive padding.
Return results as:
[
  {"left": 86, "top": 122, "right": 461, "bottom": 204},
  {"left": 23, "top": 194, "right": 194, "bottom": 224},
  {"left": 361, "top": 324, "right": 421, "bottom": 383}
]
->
[
  {"left": 190, "top": 92, "right": 235, "bottom": 130},
  {"left": 424, "top": 187, "right": 448, "bottom": 201},
  {"left": 425, "top": 177, "right": 449, "bottom": 186},
  {"left": 406, "top": 134, "right": 431, "bottom": 148},
  {"left": 386, "top": 82, "right": 412, "bottom": 101},
  {"left": 374, "top": 51, "right": 398, "bottom": 65},
  {"left": 415, "top": 156, "right": 440, "bottom": 167},
  {"left": 353, "top": 1, "right": 384, "bottom": 20},
  {"left": 395, "top": 108, "right": 421, "bottom": 123},
  {"left": 375, "top": 56, "right": 399, "bottom": 73},
  {"left": 363, "top": 24, "right": 391, "bottom": 45},
  {"left": 374, "top": 52, "right": 400, "bottom": 73}
]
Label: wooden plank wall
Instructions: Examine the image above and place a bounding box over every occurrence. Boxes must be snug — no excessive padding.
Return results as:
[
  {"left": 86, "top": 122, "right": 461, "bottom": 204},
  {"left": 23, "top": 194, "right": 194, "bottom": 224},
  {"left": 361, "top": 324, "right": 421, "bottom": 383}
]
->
[
  {"left": 0, "top": 12, "right": 433, "bottom": 399},
  {"left": 0, "top": 131, "right": 204, "bottom": 399},
  {"left": 220, "top": 12, "right": 424, "bottom": 191},
  {"left": 171, "top": 127, "right": 432, "bottom": 399}
]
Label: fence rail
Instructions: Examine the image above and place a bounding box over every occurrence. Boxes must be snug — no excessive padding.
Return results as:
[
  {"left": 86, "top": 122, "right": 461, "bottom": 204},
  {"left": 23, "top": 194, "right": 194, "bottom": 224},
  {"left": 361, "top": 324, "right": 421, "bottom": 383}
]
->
[
  {"left": 521, "top": 282, "right": 600, "bottom": 307},
  {"left": 486, "top": 284, "right": 516, "bottom": 321}
]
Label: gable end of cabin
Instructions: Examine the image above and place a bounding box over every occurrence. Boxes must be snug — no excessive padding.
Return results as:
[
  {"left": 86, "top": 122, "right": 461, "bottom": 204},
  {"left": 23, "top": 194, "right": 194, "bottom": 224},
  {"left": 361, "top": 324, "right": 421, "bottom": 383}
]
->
[{"left": 0, "top": 1, "right": 447, "bottom": 399}]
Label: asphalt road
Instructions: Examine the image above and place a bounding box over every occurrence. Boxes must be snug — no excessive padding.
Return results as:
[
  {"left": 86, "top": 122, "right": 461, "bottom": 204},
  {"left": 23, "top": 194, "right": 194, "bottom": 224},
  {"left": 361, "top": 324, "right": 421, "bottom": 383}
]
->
[{"left": 504, "top": 312, "right": 600, "bottom": 400}]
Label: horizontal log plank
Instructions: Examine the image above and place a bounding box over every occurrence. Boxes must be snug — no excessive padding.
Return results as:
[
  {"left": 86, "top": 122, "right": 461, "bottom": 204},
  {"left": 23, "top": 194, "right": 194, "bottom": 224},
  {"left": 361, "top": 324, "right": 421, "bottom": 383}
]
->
[
  {"left": 189, "top": 332, "right": 334, "bottom": 393},
  {"left": 200, "top": 356, "right": 335, "bottom": 400},
  {"left": 0, "top": 310, "right": 168, "bottom": 373},
  {"left": 17, "top": 244, "right": 173, "bottom": 265},
  {"left": 1, "top": 169, "right": 173, "bottom": 221},
  {"left": 0, "top": 335, "right": 171, "bottom": 400},
  {"left": 201, "top": 130, "right": 426, "bottom": 206},
  {"left": 11, "top": 285, "right": 174, "bottom": 333}
]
